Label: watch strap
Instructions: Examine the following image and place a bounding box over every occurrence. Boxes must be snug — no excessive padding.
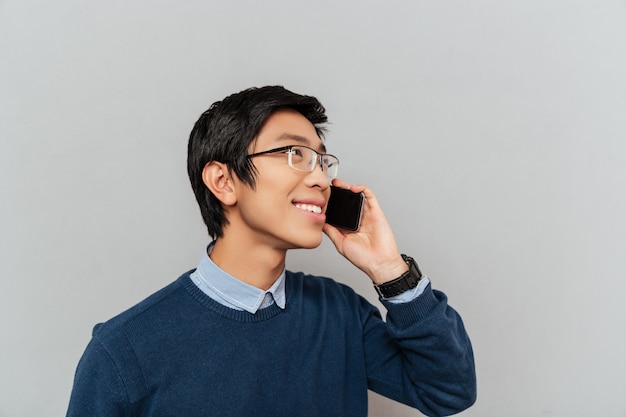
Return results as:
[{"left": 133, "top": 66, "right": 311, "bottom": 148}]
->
[{"left": 374, "top": 254, "right": 422, "bottom": 298}]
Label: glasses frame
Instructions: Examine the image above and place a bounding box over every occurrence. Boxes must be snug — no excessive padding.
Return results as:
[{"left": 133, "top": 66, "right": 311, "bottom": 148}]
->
[{"left": 247, "top": 145, "right": 339, "bottom": 180}]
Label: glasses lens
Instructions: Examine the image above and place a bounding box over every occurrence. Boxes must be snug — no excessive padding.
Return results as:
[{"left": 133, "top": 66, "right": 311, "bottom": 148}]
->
[
  {"left": 287, "top": 146, "right": 314, "bottom": 172},
  {"left": 287, "top": 146, "right": 339, "bottom": 180}
]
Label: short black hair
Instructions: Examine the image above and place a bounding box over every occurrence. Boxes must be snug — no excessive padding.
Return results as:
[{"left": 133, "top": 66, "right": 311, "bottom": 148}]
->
[{"left": 187, "top": 86, "right": 328, "bottom": 239}]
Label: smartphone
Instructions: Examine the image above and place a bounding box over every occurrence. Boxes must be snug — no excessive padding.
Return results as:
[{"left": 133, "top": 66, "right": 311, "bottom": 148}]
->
[{"left": 325, "top": 186, "right": 364, "bottom": 231}]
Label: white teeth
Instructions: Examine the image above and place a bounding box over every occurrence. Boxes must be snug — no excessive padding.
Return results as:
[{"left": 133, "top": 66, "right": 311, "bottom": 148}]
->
[{"left": 294, "top": 203, "right": 322, "bottom": 214}]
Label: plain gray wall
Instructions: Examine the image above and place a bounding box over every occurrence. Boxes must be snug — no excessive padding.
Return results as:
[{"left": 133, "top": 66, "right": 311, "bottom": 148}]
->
[{"left": 2, "top": 1, "right": 626, "bottom": 416}]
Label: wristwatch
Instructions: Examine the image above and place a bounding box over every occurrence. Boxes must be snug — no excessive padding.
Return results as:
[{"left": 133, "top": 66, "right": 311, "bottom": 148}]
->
[{"left": 374, "top": 254, "right": 423, "bottom": 298}]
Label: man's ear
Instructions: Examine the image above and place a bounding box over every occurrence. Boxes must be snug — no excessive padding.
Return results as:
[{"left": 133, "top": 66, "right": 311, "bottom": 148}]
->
[{"left": 202, "top": 161, "right": 237, "bottom": 206}]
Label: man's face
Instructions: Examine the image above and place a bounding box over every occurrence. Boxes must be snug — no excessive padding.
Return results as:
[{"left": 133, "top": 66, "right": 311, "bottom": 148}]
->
[{"left": 229, "top": 109, "right": 331, "bottom": 250}]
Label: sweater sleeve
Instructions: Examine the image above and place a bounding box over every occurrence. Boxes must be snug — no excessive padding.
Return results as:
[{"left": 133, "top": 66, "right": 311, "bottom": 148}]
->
[
  {"left": 66, "top": 336, "right": 134, "bottom": 417},
  {"left": 362, "top": 283, "right": 477, "bottom": 417}
]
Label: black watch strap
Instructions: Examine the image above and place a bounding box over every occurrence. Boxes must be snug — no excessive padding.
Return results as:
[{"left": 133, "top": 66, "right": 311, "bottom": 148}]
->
[{"left": 374, "top": 254, "right": 423, "bottom": 298}]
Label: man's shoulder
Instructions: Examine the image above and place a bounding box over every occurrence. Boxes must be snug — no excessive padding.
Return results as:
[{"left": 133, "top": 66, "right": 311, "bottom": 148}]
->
[
  {"left": 91, "top": 270, "right": 194, "bottom": 342},
  {"left": 285, "top": 270, "right": 366, "bottom": 304}
]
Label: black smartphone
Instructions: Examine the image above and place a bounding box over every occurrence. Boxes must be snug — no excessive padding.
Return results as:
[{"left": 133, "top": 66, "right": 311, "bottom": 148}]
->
[{"left": 325, "top": 186, "right": 364, "bottom": 231}]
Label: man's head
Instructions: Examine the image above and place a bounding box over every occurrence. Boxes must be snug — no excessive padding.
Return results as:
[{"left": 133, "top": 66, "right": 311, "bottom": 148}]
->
[{"left": 188, "top": 86, "right": 328, "bottom": 239}]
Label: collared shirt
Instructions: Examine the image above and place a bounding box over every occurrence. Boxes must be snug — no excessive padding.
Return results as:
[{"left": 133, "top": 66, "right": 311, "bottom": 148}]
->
[
  {"left": 190, "top": 243, "right": 286, "bottom": 314},
  {"left": 190, "top": 243, "right": 430, "bottom": 314}
]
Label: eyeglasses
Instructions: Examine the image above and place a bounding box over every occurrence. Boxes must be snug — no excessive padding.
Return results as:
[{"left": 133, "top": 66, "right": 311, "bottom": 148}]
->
[{"left": 247, "top": 145, "right": 339, "bottom": 180}]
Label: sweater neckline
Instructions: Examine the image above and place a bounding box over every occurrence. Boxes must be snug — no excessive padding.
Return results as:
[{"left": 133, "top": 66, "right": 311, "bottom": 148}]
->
[{"left": 179, "top": 272, "right": 293, "bottom": 323}]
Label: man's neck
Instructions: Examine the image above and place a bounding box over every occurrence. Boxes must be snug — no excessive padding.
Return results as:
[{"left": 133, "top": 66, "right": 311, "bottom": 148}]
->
[{"left": 209, "top": 235, "right": 287, "bottom": 291}]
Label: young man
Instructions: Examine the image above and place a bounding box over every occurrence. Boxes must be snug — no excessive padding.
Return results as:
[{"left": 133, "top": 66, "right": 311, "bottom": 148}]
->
[{"left": 67, "top": 86, "right": 476, "bottom": 417}]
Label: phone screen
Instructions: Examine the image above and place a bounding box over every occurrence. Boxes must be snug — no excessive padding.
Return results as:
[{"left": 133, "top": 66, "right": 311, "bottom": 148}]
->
[{"left": 325, "top": 186, "right": 364, "bottom": 231}]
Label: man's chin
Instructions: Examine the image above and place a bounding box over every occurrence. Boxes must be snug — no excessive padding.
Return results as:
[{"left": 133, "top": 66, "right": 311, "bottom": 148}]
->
[{"left": 287, "top": 235, "right": 323, "bottom": 250}]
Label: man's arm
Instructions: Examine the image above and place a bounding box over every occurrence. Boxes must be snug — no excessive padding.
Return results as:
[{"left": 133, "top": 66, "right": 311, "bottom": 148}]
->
[
  {"left": 324, "top": 180, "right": 476, "bottom": 416},
  {"left": 364, "top": 282, "right": 476, "bottom": 416}
]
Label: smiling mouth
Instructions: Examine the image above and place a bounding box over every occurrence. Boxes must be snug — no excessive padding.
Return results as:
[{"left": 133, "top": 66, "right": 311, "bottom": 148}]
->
[{"left": 294, "top": 203, "right": 323, "bottom": 214}]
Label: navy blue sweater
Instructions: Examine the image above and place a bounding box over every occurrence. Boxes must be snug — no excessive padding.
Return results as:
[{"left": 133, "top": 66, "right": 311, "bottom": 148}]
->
[{"left": 67, "top": 271, "right": 476, "bottom": 417}]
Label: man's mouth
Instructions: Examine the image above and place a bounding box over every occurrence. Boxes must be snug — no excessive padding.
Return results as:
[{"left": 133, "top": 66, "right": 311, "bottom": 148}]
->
[{"left": 294, "top": 203, "right": 323, "bottom": 214}]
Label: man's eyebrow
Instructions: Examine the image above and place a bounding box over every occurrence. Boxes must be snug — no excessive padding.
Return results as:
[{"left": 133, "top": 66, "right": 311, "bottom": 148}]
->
[{"left": 276, "top": 133, "right": 327, "bottom": 153}]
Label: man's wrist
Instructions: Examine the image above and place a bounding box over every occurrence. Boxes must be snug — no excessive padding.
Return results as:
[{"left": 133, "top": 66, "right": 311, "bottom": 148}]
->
[
  {"left": 382, "top": 276, "right": 430, "bottom": 303},
  {"left": 374, "top": 255, "right": 423, "bottom": 298}
]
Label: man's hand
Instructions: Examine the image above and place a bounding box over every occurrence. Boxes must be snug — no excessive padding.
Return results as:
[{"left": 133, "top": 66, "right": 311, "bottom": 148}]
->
[{"left": 323, "top": 179, "right": 408, "bottom": 285}]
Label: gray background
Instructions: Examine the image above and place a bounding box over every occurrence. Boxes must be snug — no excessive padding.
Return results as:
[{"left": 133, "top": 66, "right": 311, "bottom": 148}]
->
[{"left": 1, "top": 1, "right": 626, "bottom": 416}]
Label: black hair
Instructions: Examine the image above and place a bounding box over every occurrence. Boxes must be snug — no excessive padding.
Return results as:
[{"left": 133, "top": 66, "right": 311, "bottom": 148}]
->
[{"left": 187, "top": 85, "right": 328, "bottom": 239}]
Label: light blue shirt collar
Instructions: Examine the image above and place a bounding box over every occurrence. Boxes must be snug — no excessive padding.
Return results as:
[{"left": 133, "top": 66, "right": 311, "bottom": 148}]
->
[{"left": 190, "top": 243, "right": 286, "bottom": 314}]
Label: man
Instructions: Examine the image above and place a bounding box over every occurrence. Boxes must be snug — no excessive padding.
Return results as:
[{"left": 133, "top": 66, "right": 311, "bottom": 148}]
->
[{"left": 67, "top": 86, "right": 476, "bottom": 417}]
